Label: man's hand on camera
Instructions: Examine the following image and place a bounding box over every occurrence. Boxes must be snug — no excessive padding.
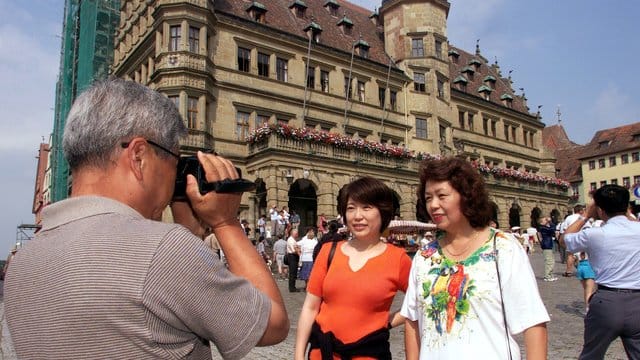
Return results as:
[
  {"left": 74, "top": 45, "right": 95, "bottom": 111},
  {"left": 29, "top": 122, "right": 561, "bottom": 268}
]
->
[{"left": 185, "top": 151, "right": 242, "bottom": 230}]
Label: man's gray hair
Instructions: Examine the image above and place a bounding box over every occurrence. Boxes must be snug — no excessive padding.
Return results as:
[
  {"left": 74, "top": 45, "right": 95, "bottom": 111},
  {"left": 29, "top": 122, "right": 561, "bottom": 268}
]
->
[{"left": 63, "top": 78, "right": 187, "bottom": 169}]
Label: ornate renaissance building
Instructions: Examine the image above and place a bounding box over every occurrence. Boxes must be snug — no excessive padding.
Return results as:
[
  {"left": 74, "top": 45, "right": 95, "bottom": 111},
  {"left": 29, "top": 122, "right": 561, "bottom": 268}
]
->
[{"left": 112, "top": 0, "right": 568, "bottom": 230}]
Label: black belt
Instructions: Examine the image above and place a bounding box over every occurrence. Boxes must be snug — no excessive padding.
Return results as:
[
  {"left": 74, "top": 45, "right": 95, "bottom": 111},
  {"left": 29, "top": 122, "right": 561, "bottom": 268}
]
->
[{"left": 598, "top": 285, "right": 640, "bottom": 293}]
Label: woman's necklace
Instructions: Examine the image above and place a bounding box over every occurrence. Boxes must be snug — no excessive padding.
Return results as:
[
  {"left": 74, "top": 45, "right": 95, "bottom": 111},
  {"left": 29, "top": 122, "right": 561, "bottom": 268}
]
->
[{"left": 442, "top": 231, "right": 480, "bottom": 258}]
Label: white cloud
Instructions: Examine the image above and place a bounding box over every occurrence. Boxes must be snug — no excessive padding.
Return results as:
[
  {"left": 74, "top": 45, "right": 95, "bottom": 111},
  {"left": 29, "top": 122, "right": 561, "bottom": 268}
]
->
[{"left": 591, "top": 83, "right": 639, "bottom": 128}]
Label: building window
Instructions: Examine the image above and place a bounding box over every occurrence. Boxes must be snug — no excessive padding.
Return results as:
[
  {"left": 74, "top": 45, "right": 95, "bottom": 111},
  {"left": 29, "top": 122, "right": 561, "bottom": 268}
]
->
[
  {"left": 187, "top": 97, "right": 198, "bottom": 129},
  {"left": 344, "top": 76, "right": 351, "bottom": 98},
  {"left": 276, "top": 57, "right": 288, "bottom": 82},
  {"left": 467, "top": 114, "right": 474, "bottom": 132},
  {"left": 622, "top": 154, "right": 629, "bottom": 164},
  {"left": 411, "top": 38, "right": 424, "bottom": 57},
  {"left": 439, "top": 124, "right": 446, "bottom": 143},
  {"left": 320, "top": 70, "right": 329, "bottom": 92},
  {"left": 236, "top": 111, "right": 250, "bottom": 140},
  {"left": 277, "top": 117, "right": 289, "bottom": 125},
  {"left": 256, "top": 114, "right": 269, "bottom": 128},
  {"left": 358, "top": 47, "right": 368, "bottom": 58},
  {"left": 257, "top": 53, "right": 269, "bottom": 77},
  {"left": 168, "top": 95, "right": 179, "bottom": 111},
  {"left": 458, "top": 111, "right": 465, "bottom": 129},
  {"left": 491, "top": 121, "right": 497, "bottom": 138},
  {"left": 188, "top": 26, "right": 199, "bottom": 53},
  {"left": 483, "top": 118, "right": 489, "bottom": 135},
  {"left": 609, "top": 156, "right": 617, "bottom": 167},
  {"left": 598, "top": 158, "right": 605, "bottom": 168},
  {"left": 504, "top": 125, "right": 510, "bottom": 141},
  {"left": 633, "top": 152, "right": 640, "bottom": 162},
  {"left": 390, "top": 90, "right": 397, "bottom": 111},
  {"left": 590, "top": 182, "right": 597, "bottom": 192},
  {"left": 435, "top": 39, "right": 442, "bottom": 59},
  {"left": 529, "top": 132, "right": 534, "bottom": 147},
  {"left": 238, "top": 47, "right": 250, "bottom": 72},
  {"left": 414, "top": 73, "right": 426, "bottom": 92},
  {"left": 357, "top": 81, "right": 365, "bottom": 102},
  {"left": 416, "top": 118, "right": 427, "bottom": 139},
  {"left": 523, "top": 130, "right": 528, "bottom": 147},
  {"left": 306, "top": 66, "right": 315, "bottom": 89},
  {"left": 511, "top": 127, "right": 516, "bottom": 142},
  {"left": 588, "top": 160, "right": 595, "bottom": 170},
  {"left": 600, "top": 180, "right": 607, "bottom": 187},
  {"left": 378, "top": 87, "right": 386, "bottom": 108},
  {"left": 169, "top": 25, "right": 181, "bottom": 51},
  {"left": 437, "top": 79, "right": 445, "bottom": 98},
  {"left": 635, "top": 175, "right": 640, "bottom": 185},
  {"left": 623, "top": 177, "right": 631, "bottom": 188},
  {"left": 611, "top": 178, "right": 618, "bottom": 185}
]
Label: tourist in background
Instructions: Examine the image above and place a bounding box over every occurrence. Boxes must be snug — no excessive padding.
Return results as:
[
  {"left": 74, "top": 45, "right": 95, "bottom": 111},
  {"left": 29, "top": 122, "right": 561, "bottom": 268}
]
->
[
  {"left": 297, "top": 227, "right": 318, "bottom": 290},
  {"left": 538, "top": 217, "right": 558, "bottom": 282}
]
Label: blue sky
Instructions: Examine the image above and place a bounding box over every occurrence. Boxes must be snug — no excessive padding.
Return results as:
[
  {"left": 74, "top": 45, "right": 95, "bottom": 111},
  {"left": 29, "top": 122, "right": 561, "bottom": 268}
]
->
[{"left": 0, "top": 0, "right": 638, "bottom": 258}]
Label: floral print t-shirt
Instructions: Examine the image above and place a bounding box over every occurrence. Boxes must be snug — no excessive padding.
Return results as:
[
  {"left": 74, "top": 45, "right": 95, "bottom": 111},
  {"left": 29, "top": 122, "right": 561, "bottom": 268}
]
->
[{"left": 400, "top": 229, "right": 549, "bottom": 359}]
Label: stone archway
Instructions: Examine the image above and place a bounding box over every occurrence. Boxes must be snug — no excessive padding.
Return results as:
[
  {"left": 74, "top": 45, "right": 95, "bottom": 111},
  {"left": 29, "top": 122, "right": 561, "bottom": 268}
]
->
[
  {"left": 550, "top": 209, "right": 561, "bottom": 225},
  {"left": 490, "top": 201, "right": 500, "bottom": 228},
  {"left": 530, "top": 207, "right": 542, "bottom": 227},
  {"left": 509, "top": 203, "right": 521, "bottom": 228},
  {"left": 288, "top": 178, "right": 317, "bottom": 231}
]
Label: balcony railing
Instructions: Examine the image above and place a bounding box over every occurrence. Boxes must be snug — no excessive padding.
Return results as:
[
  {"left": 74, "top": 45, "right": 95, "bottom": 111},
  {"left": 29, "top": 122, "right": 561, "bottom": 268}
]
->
[{"left": 249, "top": 135, "right": 419, "bottom": 171}]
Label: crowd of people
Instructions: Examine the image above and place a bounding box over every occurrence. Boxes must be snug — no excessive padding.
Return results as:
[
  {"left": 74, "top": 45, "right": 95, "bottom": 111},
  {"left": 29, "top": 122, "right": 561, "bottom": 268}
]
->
[{"left": 4, "top": 79, "right": 639, "bottom": 359}]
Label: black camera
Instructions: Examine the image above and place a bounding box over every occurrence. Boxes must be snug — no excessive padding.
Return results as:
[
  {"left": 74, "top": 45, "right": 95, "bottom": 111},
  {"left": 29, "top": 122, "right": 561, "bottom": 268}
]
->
[{"left": 173, "top": 156, "right": 256, "bottom": 200}]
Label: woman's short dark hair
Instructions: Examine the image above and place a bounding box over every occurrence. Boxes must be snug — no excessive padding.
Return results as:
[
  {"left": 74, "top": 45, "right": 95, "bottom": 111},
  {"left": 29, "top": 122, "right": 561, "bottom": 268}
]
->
[
  {"left": 416, "top": 156, "right": 492, "bottom": 228},
  {"left": 337, "top": 177, "right": 397, "bottom": 233}
]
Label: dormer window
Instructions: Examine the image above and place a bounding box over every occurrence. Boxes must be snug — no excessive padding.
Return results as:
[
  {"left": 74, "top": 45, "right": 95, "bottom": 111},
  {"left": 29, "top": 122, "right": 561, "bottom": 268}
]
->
[
  {"left": 290, "top": 0, "right": 307, "bottom": 18},
  {"left": 369, "top": 9, "right": 379, "bottom": 25},
  {"left": 448, "top": 49, "right": 459, "bottom": 64},
  {"left": 633, "top": 134, "right": 640, "bottom": 142},
  {"left": 461, "top": 66, "right": 474, "bottom": 81},
  {"left": 246, "top": 1, "right": 267, "bottom": 23},
  {"left": 500, "top": 93, "right": 513, "bottom": 108},
  {"left": 469, "top": 58, "right": 481, "bottom": 71},
  {"left": 337, "top": 15, "right": 353, "bottom": 35},
  {"left": 303, "top": 22, "right": 323, "bottom": 43},
  {"left": 453, "top": 75, "right": 467, "bottom": 91},
  {"left": 483, "top": 75, "right": 496, "bottom": 87},
  {"left": 598, "top": 140, "right": 611, "bottom": 148},
  {"left": 324, "top": 0, "right": 340, "bottom": 16},
  {"left": 354, "top": 38, "right": 369, "bottom": 58},
  {"left": 478, "top": 85, "right": 492, "bottom": 100}
]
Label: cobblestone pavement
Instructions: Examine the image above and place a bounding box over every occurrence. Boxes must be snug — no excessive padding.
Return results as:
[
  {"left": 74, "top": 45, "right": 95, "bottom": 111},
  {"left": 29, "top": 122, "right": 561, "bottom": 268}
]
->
[{"left": 0, "top": 249, "right": 628, "bottom": 359}]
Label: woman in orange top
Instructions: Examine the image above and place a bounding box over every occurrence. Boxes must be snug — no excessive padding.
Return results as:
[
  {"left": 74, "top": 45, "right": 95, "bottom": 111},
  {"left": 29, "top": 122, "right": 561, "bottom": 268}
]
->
[{"left": 295, "top": 177, "right": 412, "bottom": 359}]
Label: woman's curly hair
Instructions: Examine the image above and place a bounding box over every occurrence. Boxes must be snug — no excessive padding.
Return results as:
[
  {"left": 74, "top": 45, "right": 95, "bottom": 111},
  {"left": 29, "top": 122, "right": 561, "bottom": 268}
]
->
[{"left": 416, "top": 156, "right": 492, "bottom": 229}]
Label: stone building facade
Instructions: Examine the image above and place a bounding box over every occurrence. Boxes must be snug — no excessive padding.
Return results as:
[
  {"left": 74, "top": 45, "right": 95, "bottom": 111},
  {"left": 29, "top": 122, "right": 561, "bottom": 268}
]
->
[{"left": 112, "top": 0, "right": 568, "bottom": 231}]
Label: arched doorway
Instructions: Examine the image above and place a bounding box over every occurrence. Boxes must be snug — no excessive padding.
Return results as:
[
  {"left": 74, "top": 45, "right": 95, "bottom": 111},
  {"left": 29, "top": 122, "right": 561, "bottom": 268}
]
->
[
  {"left": 490, "top": 202, "right": 500, "bottom": 228},
  {"left": 550, "top": 209, "right": 561, "bottom": 225},
  {"left": 509, "top": 203, "right": 521, "bottom": 228},
  {"left": 288, "top": 179, "right": 317, "bottom": 231},
  {"left": 530, "top": 207, "right": 542, "bottom": 227},
  {"left": 254, "top": 178, "right": 267, "bottom": 215}
]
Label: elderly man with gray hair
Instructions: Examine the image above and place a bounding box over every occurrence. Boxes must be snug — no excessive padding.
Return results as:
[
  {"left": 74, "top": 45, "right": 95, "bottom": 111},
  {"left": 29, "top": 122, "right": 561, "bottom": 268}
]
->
[{"left": 4, "top": 78, "right": 288, "bottom": 359}]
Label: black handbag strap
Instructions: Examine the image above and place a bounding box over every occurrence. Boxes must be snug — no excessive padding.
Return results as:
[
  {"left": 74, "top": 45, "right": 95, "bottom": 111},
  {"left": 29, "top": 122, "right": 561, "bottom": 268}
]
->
[{"left": 327, "top": 241, "right": 338, "bottom": 269}]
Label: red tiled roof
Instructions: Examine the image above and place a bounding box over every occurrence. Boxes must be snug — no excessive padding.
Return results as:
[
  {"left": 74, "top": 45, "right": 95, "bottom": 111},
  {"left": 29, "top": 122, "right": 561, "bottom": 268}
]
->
[
  {"left": 578, "top": 122, "right": 640, "bottom": 160},
  {"left": 541, "top": 123, "right": 583, "bottom": 183},
  {"left": 214, "top": 1, "right": 534, "bottom": 115},
  {"left": 214, "top": 0, "right": 393, "bottom": 66},
  {"left": 542, "top": 123, "right": 580, "bottom": 151},
  {"left": 448, "top": 46, "right": 530, "bottom": 114}
]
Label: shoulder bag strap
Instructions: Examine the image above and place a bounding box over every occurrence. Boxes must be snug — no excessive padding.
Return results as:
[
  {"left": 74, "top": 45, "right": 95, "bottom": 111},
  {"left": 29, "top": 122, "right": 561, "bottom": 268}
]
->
[
  {"left": 327, "top": 241, "right": 338, "bottom": 269},
  {"left": 493, "top": 231, "right": 513, "bottom": 360}
]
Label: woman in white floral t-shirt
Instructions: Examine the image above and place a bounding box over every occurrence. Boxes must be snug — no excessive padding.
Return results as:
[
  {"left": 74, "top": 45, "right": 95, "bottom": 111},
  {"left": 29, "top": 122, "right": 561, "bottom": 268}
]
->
[{"left": 401, "top": 157, "right": 549, "bottom": 360}]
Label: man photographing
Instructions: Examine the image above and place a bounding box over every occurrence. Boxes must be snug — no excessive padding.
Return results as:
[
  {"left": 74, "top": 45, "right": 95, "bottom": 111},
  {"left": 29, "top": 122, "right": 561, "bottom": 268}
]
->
[
  {"left": 4, "top": 79, "right": 288, "bottom": 359},
  {"left": 562, "top": 184, "right": 640, "bottom": 359}
]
